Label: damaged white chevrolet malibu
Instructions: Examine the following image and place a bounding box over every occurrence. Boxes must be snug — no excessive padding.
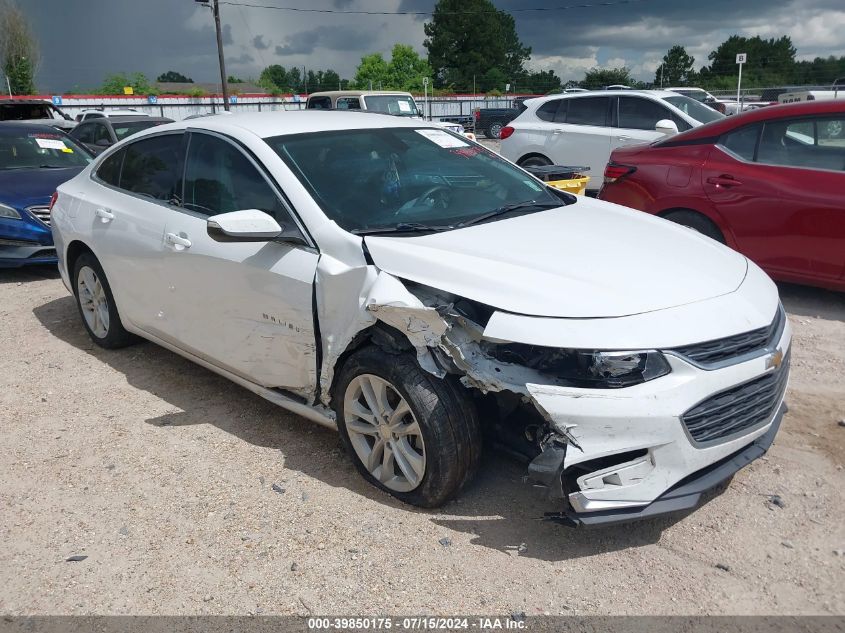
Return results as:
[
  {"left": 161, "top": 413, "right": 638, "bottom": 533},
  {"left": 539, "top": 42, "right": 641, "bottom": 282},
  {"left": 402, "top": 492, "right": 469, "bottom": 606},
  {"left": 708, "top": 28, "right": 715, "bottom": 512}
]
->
[{"left": 50, "top": 111, "right": 791, "bottom": 526}]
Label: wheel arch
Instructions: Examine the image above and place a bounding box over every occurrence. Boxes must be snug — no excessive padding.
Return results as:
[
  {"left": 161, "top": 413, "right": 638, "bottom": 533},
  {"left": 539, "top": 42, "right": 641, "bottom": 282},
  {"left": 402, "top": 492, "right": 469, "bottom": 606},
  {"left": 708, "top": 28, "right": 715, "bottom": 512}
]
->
[
  {"left": 65, "top": 240, "right": 96, "bottom": 284},
  {"left": 657, "top": 206, "right": 737, "bottom": 248},
  {"left": 516, "top": 152, "right": 553, "bottom": 166}
]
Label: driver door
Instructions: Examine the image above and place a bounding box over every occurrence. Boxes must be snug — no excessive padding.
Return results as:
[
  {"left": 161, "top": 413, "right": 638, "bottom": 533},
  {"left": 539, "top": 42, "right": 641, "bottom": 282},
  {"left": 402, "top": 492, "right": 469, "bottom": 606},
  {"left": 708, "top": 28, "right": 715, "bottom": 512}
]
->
[{"left": 158, "top": 130, "right": 319, "bottom": 394}]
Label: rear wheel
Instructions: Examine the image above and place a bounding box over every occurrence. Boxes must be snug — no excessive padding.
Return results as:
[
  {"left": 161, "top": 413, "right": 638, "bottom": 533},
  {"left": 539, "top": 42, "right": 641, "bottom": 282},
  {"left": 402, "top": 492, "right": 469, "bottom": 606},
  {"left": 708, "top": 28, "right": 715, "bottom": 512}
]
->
[
  {"left": 333, "top": 346, "right": 481, "bottom": 508},
  {"left": 662, "top": 210, "right": 725, "bottom": 244},
  {"left": 72, "top": 252, "right": 136, "bottom": 348},
  {"left": 486, "top": 121, "right": 504, "bottom": 139},
  {"left": 518, "top": 155, "right": 553, "bottom": 168}
]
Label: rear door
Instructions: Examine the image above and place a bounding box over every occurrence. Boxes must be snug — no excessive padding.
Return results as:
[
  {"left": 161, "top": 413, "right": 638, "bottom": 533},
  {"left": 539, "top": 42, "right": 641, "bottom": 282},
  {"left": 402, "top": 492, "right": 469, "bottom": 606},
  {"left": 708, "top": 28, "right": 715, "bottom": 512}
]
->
[
  {"left": 158, "top": 130, "right": 319, "bottom": 393},
  {"left": 613, "top": 95, "right": 678, "bottom": 150},
  {"left": 546, "top": 96, "right": 611, "bottom": 188},
  {"left": 703, "top": 115, "right": 845, "bottom": 281},
  {"left": 84, "top": 132, "right": 186, "bottom": 330}
]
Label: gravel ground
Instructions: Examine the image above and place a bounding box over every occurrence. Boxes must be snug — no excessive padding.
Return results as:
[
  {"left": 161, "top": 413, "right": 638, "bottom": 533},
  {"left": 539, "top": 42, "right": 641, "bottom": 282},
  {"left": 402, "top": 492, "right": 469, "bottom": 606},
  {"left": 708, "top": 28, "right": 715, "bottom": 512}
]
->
[{"left": 0, "top": 266, "right": 843, "bottom": 616}]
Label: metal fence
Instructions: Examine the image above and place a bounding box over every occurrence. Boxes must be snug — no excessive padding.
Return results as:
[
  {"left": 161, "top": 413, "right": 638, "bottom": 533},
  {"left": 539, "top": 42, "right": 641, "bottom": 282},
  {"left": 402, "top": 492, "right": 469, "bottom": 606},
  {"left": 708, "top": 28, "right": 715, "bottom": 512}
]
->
[{"left": 51, "top": 94, "right": 524, "bottom": 124}]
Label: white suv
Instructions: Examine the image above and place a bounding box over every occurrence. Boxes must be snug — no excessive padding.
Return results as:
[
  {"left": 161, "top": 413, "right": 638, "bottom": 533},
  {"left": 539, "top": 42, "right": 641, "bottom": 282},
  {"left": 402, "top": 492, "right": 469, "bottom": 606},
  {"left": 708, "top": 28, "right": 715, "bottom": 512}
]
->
[{"left": 500, "top": 90, "right": 724, "bottom": 192}]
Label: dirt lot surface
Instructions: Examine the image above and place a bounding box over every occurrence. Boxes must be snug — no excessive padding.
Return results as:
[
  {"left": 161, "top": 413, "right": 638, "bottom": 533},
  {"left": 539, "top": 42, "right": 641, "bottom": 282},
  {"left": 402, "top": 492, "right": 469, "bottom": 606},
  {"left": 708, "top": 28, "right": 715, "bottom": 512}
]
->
[{"left": 0, "top": 266, "right": 843, "bottom": 616}]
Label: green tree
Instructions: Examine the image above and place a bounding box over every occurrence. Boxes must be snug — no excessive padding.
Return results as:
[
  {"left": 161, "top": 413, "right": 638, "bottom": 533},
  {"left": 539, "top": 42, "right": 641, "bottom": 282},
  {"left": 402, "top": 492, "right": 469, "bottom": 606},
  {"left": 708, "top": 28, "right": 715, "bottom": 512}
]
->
[
  {"left": 386, "top": 44, "right": 432, "bottom": 91},
  {"left": 581, "top": 67, "right": 634, "bottom": 90},
  {"left": 287, "top": 67, "right": 302, "bottom": 92},
  {"left": 424, "top": 0, "right": 530, "bottom": 91},
  {"left": 259, "top": 64, "right": 288, "bottom": 91},
  {"left": 353, "top": 53, "right": 389, "bottom": 90},
  {"left": 227, "top": 75, "right": 244, "bottom": 83},
  {"left": 699, "top": 35, "right": 796, "bottom": 88},
  {"left": 519, "top": 69, "right": 562, "bottom": 94},
  {"left": 0, "top": 0, "right": 39, "bottom": 95},
  {"left": 655, "top": 45, "right": 696, "bottom": 86},
  {"left": 156, "top": 70, "right": 193, "bottom": 83},
  {"left": 322, "top": 69, "right": 342, "bottom": 90},
  {"left": 100, "top": 72, "right": 154, "bottom": 95}
]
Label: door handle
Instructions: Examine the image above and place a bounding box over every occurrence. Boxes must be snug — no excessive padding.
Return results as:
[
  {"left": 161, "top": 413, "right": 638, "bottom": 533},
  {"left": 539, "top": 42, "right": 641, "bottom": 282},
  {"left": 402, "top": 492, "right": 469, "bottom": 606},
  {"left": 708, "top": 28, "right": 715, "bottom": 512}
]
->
[
  {"left": 165, "top": 232, "right": 192, "bottom": 249},
  {"left": 706, "top": 175, "right": 743, "bottom": 188},
  {"left": 617, "top": 135, "right": 634, "bottom": 141},
  {"left": 552, "top": 129, "right": 564, "bottom": 134},
  {"left": 95, "top": 207, "right": 114, "bottom": 223}
]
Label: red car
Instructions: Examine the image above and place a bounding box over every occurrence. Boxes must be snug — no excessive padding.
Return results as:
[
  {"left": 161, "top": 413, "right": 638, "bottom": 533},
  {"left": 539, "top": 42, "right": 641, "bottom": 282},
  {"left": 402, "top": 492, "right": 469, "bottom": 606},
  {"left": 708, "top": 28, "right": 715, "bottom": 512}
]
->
[{"left": 599, "top": 100, "right": 845, "bottom": 292}]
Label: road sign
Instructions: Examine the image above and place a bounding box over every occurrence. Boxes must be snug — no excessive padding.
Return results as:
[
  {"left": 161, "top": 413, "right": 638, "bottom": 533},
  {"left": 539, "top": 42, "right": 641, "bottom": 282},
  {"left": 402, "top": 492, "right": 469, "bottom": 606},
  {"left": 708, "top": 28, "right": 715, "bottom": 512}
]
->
[
  {"left": 736, "top": 53, "right": 747, "bottom": 64},
  {"left": 123, "top": 86, "right": 134, "bottom": 95},
  {"left": 147, "top": 95, "right": 158, "bottom": 104},
  {"left": 423, "top": 77, "right": 429, "bottom": 87},
  {"left": 229, "top": 95, "right": 238, "bottom": 104},
  {"left": 736, "top": 53, "right": 747, "bottom": 108},
  {"left": 51, "top": 95, "right": 63, "bottom": 106}
]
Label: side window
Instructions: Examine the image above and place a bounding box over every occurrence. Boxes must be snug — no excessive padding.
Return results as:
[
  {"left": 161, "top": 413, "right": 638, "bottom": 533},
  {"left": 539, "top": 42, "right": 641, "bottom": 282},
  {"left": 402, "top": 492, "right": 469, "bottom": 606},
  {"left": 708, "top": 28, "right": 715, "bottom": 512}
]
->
[
  {"left": 183, "top": 133, "right": 286, "bottom": 219},
  {"left": 536, "top": 100, "right": 560, "bottom": 122},
  {"left": 96, "top": 149, "right": 124, "bottom": 186},
  {"left": 73, "top": 123, "right": 97, "bottom": 144},
  {"left": 307, "top": 97, "right": 332, "bottom": 110},
  {"left": 758, "top": 117, "right": 845, "bottom": 171},
  {"left": 618, "top": 97, "right": 674, "bottom": 131},
  {"left": 721, "top": 124, "right": 761, "bottom": 161},
  {"left": 563, "top": 97, "right": 609, "bottom": 127},
  {"left": 119, "top": 133, "right": 184, "bottom": 201},
  {"left": 92, "top": 123, "right": 112, "bottom": 144},
  {"left": 336, "top": 97, "right": 361, "bottom": 110}
]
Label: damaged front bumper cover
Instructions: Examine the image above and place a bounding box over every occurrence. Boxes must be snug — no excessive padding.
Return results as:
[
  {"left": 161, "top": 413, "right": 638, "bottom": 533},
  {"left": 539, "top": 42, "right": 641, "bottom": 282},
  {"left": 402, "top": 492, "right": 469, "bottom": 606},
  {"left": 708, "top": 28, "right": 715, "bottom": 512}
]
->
[{"left": 544, "top": 402, "right": 785, "bottom": 528}]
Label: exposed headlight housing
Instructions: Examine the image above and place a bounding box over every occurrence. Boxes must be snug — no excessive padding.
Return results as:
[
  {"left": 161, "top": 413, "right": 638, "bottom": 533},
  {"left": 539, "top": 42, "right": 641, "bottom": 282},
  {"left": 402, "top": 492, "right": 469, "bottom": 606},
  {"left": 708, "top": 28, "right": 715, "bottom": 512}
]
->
[
  {"left": 0, "top": 203, "right": 22, "bottom": 220},
  {"left": 485, "top": 343, "right": 671, "bottom": 389}
]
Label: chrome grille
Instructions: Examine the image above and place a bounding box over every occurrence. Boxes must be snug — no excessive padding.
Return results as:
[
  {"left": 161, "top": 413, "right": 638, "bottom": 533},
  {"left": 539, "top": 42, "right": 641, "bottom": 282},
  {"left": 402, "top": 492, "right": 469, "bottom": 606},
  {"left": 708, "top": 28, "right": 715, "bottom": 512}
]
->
[
  {"left": 27, "top": 205, "right": 51, "bottom": 227},
  {"left": 672, "top": 307, "right": 784, "bottom": 366},
  {"left": 681, "top": 351, "right": 790, "bottom": 445}
]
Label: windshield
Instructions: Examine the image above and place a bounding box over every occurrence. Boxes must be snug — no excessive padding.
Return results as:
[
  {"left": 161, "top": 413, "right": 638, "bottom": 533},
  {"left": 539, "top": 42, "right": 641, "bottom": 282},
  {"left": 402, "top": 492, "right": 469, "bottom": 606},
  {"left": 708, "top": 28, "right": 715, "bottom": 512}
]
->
[
  {"left": 113, "top": 120, "right": 165, "bottom": 141},
  {"left": 0, "top": 103, "right": 58, "bottom": 121},
  {"left": 363, "top": 95, "right": 420, "bottom": 117},
  {"left": 663, "top": 95, "right": 723, "bottom": 124},
  {"left": 0, "top": 130, "right": 92, "bottom": 170},
  {"left": 672, "top": 89, "right": 708, "bottom": 103},
  {"left": 267, "top": 127, "right": 561, "bottom": 233}
]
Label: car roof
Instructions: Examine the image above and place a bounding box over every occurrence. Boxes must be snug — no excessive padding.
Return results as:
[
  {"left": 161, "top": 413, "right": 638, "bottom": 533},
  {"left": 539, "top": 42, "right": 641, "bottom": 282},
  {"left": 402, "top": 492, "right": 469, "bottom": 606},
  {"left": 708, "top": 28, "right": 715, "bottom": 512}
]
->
[
  {"left": 308, "top": 90, "right": 412, "bottom": 98},
  {"left": 0, "top": 121, "right": 69, "bottom": 135},
  {"left": 529, "top": 89, "right": 679, "bottom": 106},
  {"left": 90, "top": 115, "right": 172, "bottom": 124},
  {"left": 0, "top": 99, "right": 52, "bottom": 105},
  {"left": 161, "top": 110, "right": 438, "bottom": 139},
  {"left": 662, "top": 99, "right": 845, "bottom": 143}
]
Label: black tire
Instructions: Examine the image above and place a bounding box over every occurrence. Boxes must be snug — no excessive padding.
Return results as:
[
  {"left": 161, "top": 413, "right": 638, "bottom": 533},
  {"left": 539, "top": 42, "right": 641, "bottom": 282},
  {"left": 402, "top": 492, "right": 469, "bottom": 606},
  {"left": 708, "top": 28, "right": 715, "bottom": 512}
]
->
[
  {"left": 518, "top": 155, "right": 553, "bottom": 168},
  {"left": 485, "top": 121, "right": 505, "bottom": 139},
  {"left": 662, "top": 210, "right": 725, "bottom": 244},
  {"left": 332, "top": 346, "right": 482, "bottom": 508},
  {"left": 72, "top": 252, "right": 136, "bottom": 349}
]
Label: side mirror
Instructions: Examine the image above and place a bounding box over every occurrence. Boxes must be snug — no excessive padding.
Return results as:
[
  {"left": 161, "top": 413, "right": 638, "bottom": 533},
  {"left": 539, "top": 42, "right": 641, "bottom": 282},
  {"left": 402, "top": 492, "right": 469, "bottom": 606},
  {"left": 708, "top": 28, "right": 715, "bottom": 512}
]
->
[
  {"left": 655, "top": 119, "right": 679, "bottom": 136},
  {"left": 207, "top": 209, "right": 306, "bottom": 245},
  {"left": 95, "top": 138, "right": 111, "bottom": 147}
]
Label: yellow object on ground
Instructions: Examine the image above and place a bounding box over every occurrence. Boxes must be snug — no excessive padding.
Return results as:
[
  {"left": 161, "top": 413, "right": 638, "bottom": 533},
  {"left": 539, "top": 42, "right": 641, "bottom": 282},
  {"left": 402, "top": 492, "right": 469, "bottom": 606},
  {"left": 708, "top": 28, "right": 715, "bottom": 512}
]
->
[{"left": 545, "top": 175, "right": 590, "bottom": 196}]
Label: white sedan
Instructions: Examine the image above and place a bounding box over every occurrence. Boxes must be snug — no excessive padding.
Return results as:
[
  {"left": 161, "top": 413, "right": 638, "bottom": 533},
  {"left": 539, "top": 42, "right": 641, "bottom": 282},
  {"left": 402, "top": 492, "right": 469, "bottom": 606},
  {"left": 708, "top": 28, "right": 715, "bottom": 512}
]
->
[{"left": 50, "top": 112, "right": 790, "bottom": 525}]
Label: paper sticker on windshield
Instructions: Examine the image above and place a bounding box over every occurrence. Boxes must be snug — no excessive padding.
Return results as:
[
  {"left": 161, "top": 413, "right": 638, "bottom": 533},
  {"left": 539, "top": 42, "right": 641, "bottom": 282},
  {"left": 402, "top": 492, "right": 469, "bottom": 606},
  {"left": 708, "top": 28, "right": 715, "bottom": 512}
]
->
[
  {"left": 398, "top": 101, "right": 412, "bottom": 113},
  {"left": 416, "top": 129, "right": 468, "bottom": 148},
  {"left": 35, "top": 138, "right": 67, "bottom": 151}
]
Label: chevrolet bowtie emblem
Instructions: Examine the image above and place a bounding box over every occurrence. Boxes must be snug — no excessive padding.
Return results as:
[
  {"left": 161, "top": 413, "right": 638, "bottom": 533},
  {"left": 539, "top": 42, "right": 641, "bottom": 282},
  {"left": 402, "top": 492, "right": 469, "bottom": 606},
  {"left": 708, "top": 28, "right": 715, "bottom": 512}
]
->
[{"left": 766, "top": 349, "right": 784, "bottom": 370}]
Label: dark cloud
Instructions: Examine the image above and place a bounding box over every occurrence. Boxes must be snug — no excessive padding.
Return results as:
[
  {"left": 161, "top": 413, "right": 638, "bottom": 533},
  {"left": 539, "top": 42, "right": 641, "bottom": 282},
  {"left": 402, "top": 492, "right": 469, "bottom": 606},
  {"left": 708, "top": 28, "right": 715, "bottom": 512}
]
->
[
  {"left": 23, "top": 0, "right": 845, "bottom": 92},
  {"left": 274, "top": 25, "right": 373, "bottom": 56}
]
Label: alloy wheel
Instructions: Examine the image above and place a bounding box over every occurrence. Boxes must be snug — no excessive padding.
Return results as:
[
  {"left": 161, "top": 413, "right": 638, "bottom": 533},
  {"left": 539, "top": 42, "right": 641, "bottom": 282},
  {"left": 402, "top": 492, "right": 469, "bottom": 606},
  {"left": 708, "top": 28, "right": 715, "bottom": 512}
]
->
[
  {"left": 343, "top": 374, "right": 426, "bottom": 492},
  {"left": 77, "top": 265, "right": 110, "bottom": 338}
]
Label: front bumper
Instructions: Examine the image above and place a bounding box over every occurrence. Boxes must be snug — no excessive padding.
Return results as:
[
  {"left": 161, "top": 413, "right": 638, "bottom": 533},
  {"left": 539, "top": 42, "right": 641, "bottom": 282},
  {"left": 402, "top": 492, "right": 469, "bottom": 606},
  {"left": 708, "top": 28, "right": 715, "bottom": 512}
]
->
[
  {"left": 551, "top": 402, "right": 785, "bottom": 527},
  {"left": 0, "top": 244, "right": 58, "bottom": 267},
  {"left": 525, "top": 315, "right": 791, "bottom": 525}
]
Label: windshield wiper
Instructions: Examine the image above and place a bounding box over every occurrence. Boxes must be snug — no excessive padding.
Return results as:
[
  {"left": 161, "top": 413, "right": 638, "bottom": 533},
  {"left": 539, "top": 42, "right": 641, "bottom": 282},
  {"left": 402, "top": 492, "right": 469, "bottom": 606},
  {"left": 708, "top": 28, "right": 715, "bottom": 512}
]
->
[
  {"left": 456, "top": 199, "right": 563, "bottom": 228},
  {"left": 351, "top": 222, "right": 456, "bottom": 235}
]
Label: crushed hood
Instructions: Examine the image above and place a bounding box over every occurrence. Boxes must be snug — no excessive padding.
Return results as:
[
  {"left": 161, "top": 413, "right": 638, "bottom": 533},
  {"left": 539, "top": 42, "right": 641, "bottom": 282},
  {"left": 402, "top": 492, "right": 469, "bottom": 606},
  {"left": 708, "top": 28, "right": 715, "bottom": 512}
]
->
[{"left": 365, "top": 199, "right": 748, "bottom": 319}]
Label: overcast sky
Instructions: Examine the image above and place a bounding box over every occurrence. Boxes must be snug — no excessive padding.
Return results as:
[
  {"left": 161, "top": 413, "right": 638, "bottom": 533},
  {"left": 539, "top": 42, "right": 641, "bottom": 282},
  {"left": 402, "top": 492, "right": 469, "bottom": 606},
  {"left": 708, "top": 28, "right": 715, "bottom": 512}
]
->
[{"left": 26, "top": 0, "right": 845, "bottom": 92}]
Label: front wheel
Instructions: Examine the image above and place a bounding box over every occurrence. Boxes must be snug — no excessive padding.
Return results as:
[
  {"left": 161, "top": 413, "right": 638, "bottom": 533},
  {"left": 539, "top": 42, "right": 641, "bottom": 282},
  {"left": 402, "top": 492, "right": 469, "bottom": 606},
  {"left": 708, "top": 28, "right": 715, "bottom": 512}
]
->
[
  {"left": 72, "top": 252, "right": 136, "bottom": 348},
  {"left": 518, "top": 155, "right": 553, "bottom": 168},
  {"left": 333, "top": 346, "right": 481, "bottom": 507}
]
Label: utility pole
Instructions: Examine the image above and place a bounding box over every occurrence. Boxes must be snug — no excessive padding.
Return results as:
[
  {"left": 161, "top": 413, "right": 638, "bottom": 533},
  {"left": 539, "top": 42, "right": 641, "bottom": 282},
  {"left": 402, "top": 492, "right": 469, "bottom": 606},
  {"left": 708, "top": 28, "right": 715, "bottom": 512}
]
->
[
  {"left": 196, "top": 0, "right": 230, "bottom": 111},
  {"left": 660, "top": 64, "right": 664, "bottom": 88}
]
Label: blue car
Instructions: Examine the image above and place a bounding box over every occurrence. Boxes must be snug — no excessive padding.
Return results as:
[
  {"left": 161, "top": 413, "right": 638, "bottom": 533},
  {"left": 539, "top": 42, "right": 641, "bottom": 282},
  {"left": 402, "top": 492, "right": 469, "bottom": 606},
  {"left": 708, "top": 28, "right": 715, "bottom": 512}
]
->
[{"left": 0, "top": 123, "right": 93, "bottom": 268}]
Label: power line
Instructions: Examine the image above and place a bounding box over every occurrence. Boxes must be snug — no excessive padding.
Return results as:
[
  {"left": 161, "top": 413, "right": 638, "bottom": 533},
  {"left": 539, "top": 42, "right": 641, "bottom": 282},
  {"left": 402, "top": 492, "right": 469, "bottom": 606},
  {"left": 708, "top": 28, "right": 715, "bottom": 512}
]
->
[{"left": 218, "top": 0, "right": 651, "bottom": 15}]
